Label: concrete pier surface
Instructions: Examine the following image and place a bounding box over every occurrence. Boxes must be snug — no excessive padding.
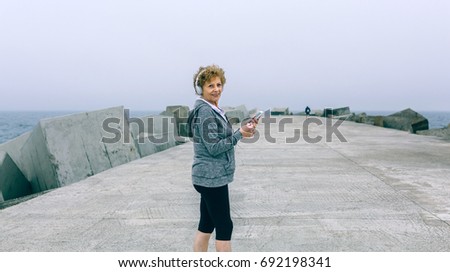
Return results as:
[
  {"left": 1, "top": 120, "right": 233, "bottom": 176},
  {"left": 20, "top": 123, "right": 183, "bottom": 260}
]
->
[{"left": 1, "top": 116, "right": 450, "bottom": 251}]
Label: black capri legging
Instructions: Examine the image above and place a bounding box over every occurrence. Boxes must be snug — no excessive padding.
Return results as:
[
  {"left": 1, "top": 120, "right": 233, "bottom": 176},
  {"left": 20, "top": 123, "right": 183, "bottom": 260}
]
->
[{"left": 194, "top": 184, "right": 233, "bottom": 241}]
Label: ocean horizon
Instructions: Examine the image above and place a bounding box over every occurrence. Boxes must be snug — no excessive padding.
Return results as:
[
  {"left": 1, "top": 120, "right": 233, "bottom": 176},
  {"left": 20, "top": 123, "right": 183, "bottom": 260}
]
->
[{"left": 1, "top": 109, "right": 449, "bottom": 145}]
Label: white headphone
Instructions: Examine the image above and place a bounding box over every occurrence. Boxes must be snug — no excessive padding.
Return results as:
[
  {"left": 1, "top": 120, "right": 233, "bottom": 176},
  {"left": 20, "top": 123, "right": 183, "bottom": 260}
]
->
[{"left": 193, "top": 68, "right": 206, "bottom": 95}]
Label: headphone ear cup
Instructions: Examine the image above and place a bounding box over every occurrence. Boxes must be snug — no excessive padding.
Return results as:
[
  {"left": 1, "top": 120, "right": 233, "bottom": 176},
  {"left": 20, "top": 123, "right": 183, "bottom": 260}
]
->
[
  {"left": 194, "top": 68, "right": 206, "bottom": 95},
  {"left": 195, "top": 85, "right": 202, "bottom": 95}
]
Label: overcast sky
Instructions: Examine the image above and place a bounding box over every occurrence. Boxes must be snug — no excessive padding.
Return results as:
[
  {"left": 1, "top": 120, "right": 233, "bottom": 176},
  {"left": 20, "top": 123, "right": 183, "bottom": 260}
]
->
[{"left": 0, "top": 0, "right": 449, "bottom": 112}]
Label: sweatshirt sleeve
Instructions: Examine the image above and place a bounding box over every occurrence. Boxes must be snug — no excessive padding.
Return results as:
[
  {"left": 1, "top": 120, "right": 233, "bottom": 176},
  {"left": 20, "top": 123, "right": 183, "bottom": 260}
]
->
[{"left": 194, "top": 107, "right": 242, "bottom": 157}]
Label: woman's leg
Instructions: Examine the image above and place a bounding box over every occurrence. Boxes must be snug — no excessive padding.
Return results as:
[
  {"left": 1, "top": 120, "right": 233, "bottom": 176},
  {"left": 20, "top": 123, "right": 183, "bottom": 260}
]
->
[
  {"left": 216, "top": 240, "right": 232, "bottom": 252},
  {"left": 210, "top": 185, "right": 233, "bottom": 251},
  {"left": 194, "top": 185, "right": 233, "bottom": 251},
  {"left": 193, "top": 231, "right": 211, "bottom": 252},
  {"left": 193, "top": 187, "right": 215, "bottom": 251}
]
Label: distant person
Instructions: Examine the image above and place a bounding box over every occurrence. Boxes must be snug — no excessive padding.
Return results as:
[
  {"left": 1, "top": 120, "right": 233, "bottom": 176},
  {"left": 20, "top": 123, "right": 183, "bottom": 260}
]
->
[
  {"left": 187, "top": 65, "right": 256, "bottom": 252},
  {"left": 305, "top": 106, "right": 311, "bottom": 118}
]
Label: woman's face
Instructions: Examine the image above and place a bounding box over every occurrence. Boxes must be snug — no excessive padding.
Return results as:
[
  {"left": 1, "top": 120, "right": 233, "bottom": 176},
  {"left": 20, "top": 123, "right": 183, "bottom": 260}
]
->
[{"left": 201, "top": 76, "right": 223, "bottom": 106}]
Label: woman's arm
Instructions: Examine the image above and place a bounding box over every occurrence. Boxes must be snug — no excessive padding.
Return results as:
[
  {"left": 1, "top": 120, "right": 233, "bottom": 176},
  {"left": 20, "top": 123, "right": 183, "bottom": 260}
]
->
[{"left": 194, "top": 107, "right": 242, "bottom": 157}]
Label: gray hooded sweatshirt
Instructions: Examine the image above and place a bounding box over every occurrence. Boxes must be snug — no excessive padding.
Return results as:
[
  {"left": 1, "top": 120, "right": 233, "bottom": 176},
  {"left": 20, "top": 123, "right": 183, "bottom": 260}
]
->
[{"left": 189, "top": 99, "right": 243, "bottom": 187}]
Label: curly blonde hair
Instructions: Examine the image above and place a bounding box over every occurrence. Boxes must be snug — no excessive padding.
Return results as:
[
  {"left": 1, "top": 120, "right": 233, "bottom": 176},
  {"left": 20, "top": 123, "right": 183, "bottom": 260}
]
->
[{"left": 193, "top": 65, "right": 227, "bottom": 93}]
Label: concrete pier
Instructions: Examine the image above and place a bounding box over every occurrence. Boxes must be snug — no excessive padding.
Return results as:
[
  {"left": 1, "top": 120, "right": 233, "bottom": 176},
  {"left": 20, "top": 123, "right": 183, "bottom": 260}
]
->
[{"left": 1, "top": 116, "right": 450, "bottom": 251}]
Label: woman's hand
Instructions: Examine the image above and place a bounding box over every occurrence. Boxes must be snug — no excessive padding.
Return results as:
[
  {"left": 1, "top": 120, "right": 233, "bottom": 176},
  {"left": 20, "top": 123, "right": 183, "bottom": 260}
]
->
[{"left": 240, "top": 120, "right": 257, "bottom": 138}]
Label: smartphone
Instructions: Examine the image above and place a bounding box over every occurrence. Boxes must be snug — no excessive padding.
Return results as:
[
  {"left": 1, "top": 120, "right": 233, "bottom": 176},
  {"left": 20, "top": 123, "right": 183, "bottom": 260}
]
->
[{"left": 252, "top": 110, "right": 264, "bottom": 121}]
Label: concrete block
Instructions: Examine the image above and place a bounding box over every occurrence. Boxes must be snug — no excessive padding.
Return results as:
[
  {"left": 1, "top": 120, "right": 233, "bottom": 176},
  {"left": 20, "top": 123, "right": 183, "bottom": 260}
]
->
[
  {"left": 384, "top": 108, "right": 429, "bottom": 133},
  {"left": 313, "top": 109, "right": 323, "bottom": 117},
  {"left": 248, "top": 108, "right": 258, "bottom": 116},
  {"left": 20, "top": 124, "right": 54, "bottom": 192},
  {"left": 224, "top": 110, "right": 244, "bottom": 124},
  {"left": 332, "top": 106, "right": 351, "bottom": 116},
  {"left": 323, "top": 108, "right": 333, "bottom": 118},
  {"left": 234, "top": 105, "right": 249, "bottom": 118},
  {"left": 21, "top": 106, "right": 140, "bottom": 192},
  {"left": 128, "top": 115, "right": 177, "bottom": 157},
  {"left": 353, "top": 112, "right": 367, "bottom": 123},
  {"left": 161, "top": 105, "right": 190, "bottom": 137},
  {"left": 322, "top": 107, "right": 351, "bottom": 118},
  {"left": 271, "top": 107, "right": 290, "bottom": 115},
  {"left": 223, "top": 105, "right": 249, "bottom": 124},
  {"left": 0, "top": 151, "right": 31, "bottom": 201},
  {"left": 0, "top": 132, "right": 32, "bottom": 178},
  {"left": 373, "top": 116, "right": 384, "bottom": 127}
]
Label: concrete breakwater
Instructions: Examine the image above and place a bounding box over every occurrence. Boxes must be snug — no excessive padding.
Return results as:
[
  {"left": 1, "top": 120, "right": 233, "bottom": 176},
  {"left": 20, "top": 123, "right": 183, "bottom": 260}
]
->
[
  {"left": 0, "top": 106, "right": 181, "bottom": 205},
  {"left": 320, "top": 106, "right": 449, "bottom": 138},
  {"left": 292, "top": 105, "right": 449, "bottom": 140}
]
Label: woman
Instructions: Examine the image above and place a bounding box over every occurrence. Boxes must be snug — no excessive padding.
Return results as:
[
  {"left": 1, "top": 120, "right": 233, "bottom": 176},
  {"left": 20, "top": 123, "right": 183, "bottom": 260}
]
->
[{"left": 188, "top": 65, "right": 255, "bottom": 252}]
